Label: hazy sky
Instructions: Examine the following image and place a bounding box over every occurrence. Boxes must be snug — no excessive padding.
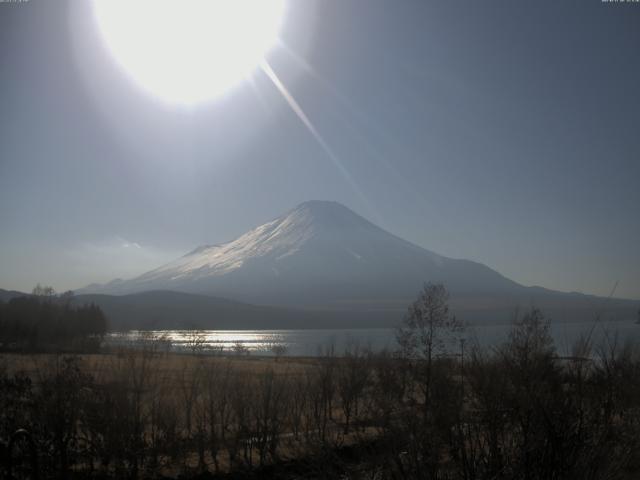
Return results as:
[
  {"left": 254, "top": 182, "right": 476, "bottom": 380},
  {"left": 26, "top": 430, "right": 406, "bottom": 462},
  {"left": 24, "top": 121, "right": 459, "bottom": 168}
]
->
[{"left": 1, "top": 0, "right": 639, "bottom": 299}]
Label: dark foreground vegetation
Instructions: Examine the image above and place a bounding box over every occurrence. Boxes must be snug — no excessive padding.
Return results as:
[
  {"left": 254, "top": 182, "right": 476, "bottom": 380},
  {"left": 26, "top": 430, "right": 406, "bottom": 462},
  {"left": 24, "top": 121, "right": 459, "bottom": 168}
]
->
[
  {"left": 0, "top": 286, "right": 107, "bottom": 353},
  {"left": 1, "top": 284, "right": 640, "bottom": 479}
]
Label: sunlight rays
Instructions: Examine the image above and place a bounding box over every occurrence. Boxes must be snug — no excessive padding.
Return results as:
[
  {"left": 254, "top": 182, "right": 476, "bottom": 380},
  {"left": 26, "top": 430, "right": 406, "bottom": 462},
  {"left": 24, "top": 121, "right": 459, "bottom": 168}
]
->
[
  {"left": 260, "top": 59, "right": 374, "bottom": 214},
  {"left": 277, "top": 40, "right": 429, "bottom": 210}
]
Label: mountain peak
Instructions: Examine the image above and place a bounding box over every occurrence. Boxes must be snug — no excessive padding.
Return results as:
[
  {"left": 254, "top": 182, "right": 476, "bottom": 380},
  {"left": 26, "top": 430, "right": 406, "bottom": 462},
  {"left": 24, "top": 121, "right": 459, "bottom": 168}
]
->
[
  {"left": 294, "top": 200, "right": 349, "bottom": 211},
  {"left": 286, "top": 200, "right": 373, "bottom": 231}
]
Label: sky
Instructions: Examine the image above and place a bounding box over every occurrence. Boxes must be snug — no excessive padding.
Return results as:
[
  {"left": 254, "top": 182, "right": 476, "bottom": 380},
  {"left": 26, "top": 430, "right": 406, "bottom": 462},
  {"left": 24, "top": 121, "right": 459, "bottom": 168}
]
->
[{"left": 0, "top": 0, "right": 639, "bottom": 299}]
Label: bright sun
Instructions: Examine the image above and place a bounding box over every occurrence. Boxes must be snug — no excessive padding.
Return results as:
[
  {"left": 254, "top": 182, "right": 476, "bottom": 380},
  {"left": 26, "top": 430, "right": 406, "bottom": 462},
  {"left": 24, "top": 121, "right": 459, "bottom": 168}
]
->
[{"left": 93, "top": 0, "right": 285, "bottom": 105}]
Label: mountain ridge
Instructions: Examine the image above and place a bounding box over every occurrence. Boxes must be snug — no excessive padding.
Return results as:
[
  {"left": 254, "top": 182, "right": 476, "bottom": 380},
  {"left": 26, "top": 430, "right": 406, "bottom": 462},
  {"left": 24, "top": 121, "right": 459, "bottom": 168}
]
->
[{"left": 74, "top": 201, "right": 640, "bottom": 324}]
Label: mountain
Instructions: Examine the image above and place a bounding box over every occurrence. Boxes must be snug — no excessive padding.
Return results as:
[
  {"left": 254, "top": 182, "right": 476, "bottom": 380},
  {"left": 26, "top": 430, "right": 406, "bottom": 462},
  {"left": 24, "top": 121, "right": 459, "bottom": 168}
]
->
[
  {"left": 79, "top": 201, "right": 520, "bottom": 303},
  {"left": 1, "top": 288, "right": 348, "bottom": 331},
  {"left": 0, "top": 288, "right": 28, "bottom": 303},
  {"left": 78, "top": 201, "right": 639, "bottom": 324}
]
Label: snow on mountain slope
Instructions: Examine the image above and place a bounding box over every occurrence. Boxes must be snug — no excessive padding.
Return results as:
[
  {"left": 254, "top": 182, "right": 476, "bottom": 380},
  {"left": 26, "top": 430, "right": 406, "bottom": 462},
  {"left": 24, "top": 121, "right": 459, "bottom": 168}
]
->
[{"left": 78, "top": 201, "right": 523, "bottom": 306}]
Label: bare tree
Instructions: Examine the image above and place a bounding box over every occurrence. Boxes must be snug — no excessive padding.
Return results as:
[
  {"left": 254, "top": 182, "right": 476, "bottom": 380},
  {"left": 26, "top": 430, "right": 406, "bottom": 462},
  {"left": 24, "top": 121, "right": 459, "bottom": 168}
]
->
[
  {"left": 304, "top": 347, "right": 337, "bottom": 448},
  {"left": 233, "top": 342, "right": 250, "bottom": 356},
  {"left": 253, "top": 368, "right": 288, "bottom": 466},
  {"left": 337, "top": 342, "right": 370, "bottom": 434},
  {"left": 202, "top": 359, "right": 234, "bottom": 474},
  {"left": 177, "top": 356, "right": 204, "bottom": 469},
  {"left": 269, "top": 342, "right": 288, "bottom": 361},
  {"left": 397, "top": 283, "right": 463, "bottom": 408},
  {"left": 31, "top": 284, "right": 56, "bottom": 298},
  {"left": 185, "top": 330, "right": 207, "bottom": 355}
]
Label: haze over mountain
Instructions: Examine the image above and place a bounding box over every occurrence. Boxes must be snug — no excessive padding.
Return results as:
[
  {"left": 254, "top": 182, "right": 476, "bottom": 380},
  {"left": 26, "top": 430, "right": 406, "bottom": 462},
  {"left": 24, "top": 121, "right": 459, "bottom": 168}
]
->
[{"left": 78, "top": 201, "right": 638, "bottom": 325}]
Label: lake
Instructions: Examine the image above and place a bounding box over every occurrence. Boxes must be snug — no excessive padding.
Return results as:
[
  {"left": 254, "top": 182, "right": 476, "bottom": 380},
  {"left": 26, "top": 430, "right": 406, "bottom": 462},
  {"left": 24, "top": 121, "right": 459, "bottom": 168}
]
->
[{"left": 107, "top": 319, "right": 640, "bottom": 357}]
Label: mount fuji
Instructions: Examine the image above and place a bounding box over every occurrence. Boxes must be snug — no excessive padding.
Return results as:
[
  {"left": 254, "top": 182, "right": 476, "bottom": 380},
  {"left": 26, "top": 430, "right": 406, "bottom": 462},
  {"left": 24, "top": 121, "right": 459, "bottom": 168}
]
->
[{"left": 77, "top": 201, "right": 638, "bottom": 325}]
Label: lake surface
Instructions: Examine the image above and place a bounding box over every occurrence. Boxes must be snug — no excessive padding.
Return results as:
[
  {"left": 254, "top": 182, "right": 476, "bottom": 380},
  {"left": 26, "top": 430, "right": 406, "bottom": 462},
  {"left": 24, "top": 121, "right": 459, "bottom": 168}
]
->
[{"left": 108, "top": 319, "right": 640, "bottom": 357}]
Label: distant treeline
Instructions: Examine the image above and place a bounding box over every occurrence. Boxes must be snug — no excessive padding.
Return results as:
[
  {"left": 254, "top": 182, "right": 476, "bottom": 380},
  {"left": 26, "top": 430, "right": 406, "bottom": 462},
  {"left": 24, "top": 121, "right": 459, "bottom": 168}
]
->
[
  {"left": 0, "top": 285, "right": 107, "bottom": 352},
  {"left": 1, "top": 284, "right": 640, "bottom": 479}
]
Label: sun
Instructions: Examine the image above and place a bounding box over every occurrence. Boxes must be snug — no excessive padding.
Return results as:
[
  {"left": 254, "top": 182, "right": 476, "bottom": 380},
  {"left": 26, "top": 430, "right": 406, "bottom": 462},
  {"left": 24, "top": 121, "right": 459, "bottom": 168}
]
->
[{"left": 92, "top": 0, "right": 285, "bottom": 105}]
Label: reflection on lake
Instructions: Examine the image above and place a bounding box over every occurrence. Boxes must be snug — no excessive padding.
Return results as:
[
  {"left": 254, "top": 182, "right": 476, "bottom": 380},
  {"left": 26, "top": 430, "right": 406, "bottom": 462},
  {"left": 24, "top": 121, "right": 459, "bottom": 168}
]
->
[{"left": 106, "top": 319, "right": 640, "bottom": 357}]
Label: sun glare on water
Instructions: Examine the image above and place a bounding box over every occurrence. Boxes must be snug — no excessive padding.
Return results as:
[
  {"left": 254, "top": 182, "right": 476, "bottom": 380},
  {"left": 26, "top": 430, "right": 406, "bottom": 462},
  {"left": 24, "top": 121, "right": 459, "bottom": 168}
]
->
[{"left": 92, "top": 0, "right": 285, "bottom": 105}]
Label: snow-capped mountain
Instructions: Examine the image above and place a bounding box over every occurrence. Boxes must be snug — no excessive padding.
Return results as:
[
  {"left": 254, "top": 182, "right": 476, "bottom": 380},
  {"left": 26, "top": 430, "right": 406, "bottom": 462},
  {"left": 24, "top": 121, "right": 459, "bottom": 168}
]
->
[
  {"left": 79, "top": 201, "right": 523, "bottom": 306},
  {"left": 76, "top": 201, "right": 640, "bottom": 324}
]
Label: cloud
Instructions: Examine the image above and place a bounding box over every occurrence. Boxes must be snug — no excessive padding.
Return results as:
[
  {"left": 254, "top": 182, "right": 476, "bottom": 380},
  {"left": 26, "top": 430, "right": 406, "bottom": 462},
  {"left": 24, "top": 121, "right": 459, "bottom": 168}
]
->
[
  {"left": 115, "top": 236, "right": 142, "bottom": 249},
  {"left": 63, "top": 236, "right": 183, "bottom": 289}
]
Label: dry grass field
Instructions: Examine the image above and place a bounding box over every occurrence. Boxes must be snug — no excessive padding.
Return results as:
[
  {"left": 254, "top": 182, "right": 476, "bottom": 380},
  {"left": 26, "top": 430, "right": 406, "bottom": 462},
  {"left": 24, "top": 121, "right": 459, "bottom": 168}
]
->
[{"left": 1, "top": 351, "right": 316, "bottom": 380}]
